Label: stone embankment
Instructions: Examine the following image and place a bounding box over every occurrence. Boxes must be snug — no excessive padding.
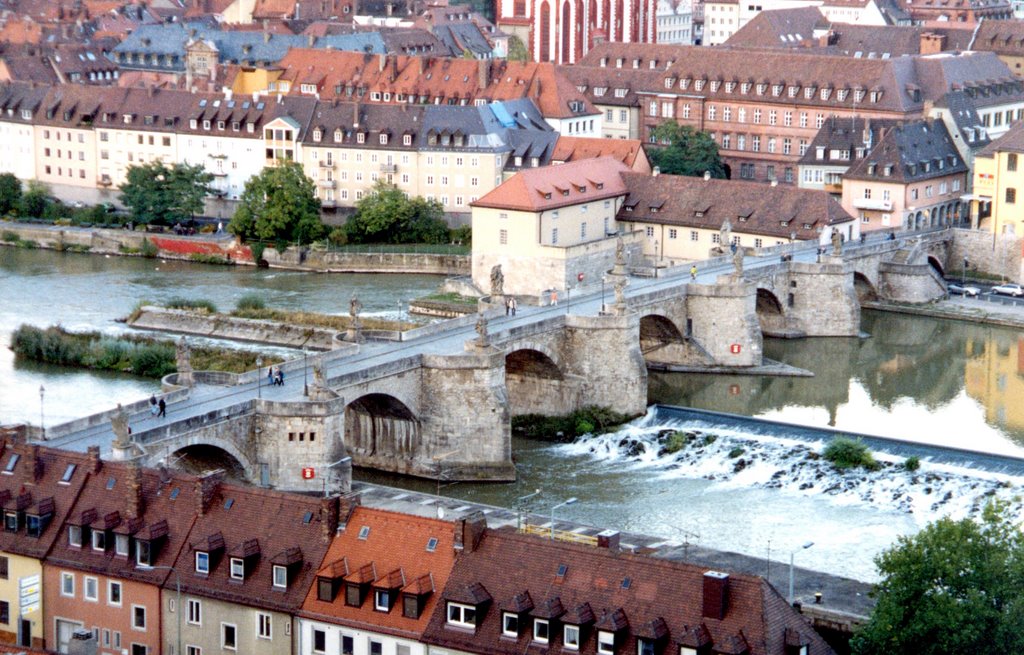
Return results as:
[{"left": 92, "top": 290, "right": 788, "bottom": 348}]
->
[
  {"left": 128, "top": 306, "right": 358, "bottom": 352},
  {"left": 0, "top": 222, "right": 468, "bottom": 275}
]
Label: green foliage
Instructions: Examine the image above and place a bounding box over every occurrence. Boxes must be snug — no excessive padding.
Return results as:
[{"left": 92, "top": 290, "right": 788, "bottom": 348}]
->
[
  {"left": 823, "top": 437, "right": 879, "bottom": 471},
  {"left": 16, "top": 239, "right": 38, "bottom": 249},
  {"left": 249, "top": 241, "right": 266, "bottom": 265},
  {"left": 0, "top": 172, "right": 22, "bottom": 214},
  {"left": 18, "top": 180, "right": 51, "bottom": 218},
  {"left": 507, "top": 35, "right": 530, "bottom": 62},
  {"left": 229, "top": 161, "right": 324, "bottom": 246},
  {"left": 511, "top": 406, "right": 635, "bottom": 442},
  {"left": 450, "top": 224, "right": 472, "bottom": 245},
  {"left": 11, "top": 324, "right": 87, "bottom": 366},
  {"left": 129, "top": 343, "right": 176, "bottom": 378},
  {"left": 188, "top": 253, "right": 232, "bottom": 265},
  {"left": 343, "top": 181, "right": 449, "bottom": 244},
  {"left": 165, "top": 297, "right": 218, "bottom": 313},
  {"left": 1, "top": 230, "right": 20, "bottom": 243},
  {"left": 904, "top": 455, "right": 920, "bottom": 471},
  {"left": 852, "top": 502, "right": 1024, "bottom": 655},
  {"left": 728, "top": 447, "right": 745, "bottom": 458},
  {"left": 663, "top": 431, "right": 689, "bottom": 454},
  {"left": 139, "top": 238, "right": 159, "bottom": 258},
  {"left": 647, "top": 123, "right": 727, "bottom": 179},
  {"left": 119, "top": 161, "right": 213, "bottom": 225},
  {"left": 236, "top": 293, "right": 267, "bottom": 311},
  {"left": 328, "top": 227, "right": 348, "bottom": 246}
]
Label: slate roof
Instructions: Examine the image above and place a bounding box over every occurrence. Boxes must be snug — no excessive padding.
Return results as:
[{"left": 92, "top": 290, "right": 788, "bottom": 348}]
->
[
  {"left": 619, "top": 172, "right": 854, "bottom": 239},
  {"left": 977, "top": 118, "right": 1024, "bottom": 156},
  {"left": 843, "top": 119, "right": 968, "bottom": 183},
  {"left": 0, "top": 442, "right": 95, "bottom": 560},
  {"left": 723, "top": 6, "right": 829, "bottom": 50},
  {"left": 421, "top": 529, "right": 835, "bottom": 655},
  {"left": 299, "top": 507, "right": 461, "bottom": 635},
  {"left": 472, "top": 156, "right": 631, "bottom": 212},
  {"left": 934, "top": 88, "right": 991, "bottom": 151},
  {"left": 798, "top": 116, "right": 901, "bottom": 166}
]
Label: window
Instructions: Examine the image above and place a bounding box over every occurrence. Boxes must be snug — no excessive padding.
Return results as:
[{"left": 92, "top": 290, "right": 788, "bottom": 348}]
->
[
  {"left": 502, "top": 613, "right": 519, "bottom": 636},
  {"left": 193, "top": 550, "right": 210, "bottom": 574},
  {"left": 1010, "top": 154, "right": 1018, "bottom": 171},
  {"left": 116, "top": 534, "right": 129, "bottom": 556},
  {"left": 131, "top": 645, "right": 147, "bottom": 655},
  {"left": 188, "top": 599, "right": 201, "bottom": 625},
  {"left": 565, "top": 625, "right": 581, "bottom": 650},
  {"left": 864, "top": 188, "right": 872, "bottom": 199},
  {"left": 533, "top": 619, "right": 550, "bottom": 643},
  {"left": 499, "top": 229, "right": 508, "bottom": 245},
  {"left": 638, "top": 639, "right": 655, "bottom": 655},
  {"left": 447, "top": 602, "right": 477, "bottom": 628},
  {"left": 62, "top": 572, "right": 74, "bottom": 596},
  {"left": 108, "top": 581, "right": 122, "bottom": 606},
  {"left": 187, "top": 647, "right": 201, "bottom": 655},
  {"left": 581, "top": 223, "right": 587, "bottom": 238},
  {"left": 598, "top": 630, "right": 616, "bottom": 655},
  {"left": 273, "top": 565, "right": 287, "bottom": 588},
  {"left": 85, "top": 576, "right": 98, "bottom": 601},
  {"left": 375, "top": 589, "right": 391, "bottom": 612},
  {"left": 136, "top": 540, "right": 152, "bottom": 566},
  {"left": 1007, "top": 188, "right": 1017, "bottom": 204},
  {"left": 371, "top": 641, "right": 383, "bottom": 655},
  {"left": 222, "top": 623, "right": 237, "bottom": 650},
  {"left": 669, "top": 228, "right": 678, "bottom": 239},
  {"left": 132, "top": 605, "right": 146, "bottom": 630},
  {"left": 0, "top": 601, "right": 7, "bottom": 626},
  {"left": 0, "top": 556, "right": 6, "bottom": 580},
  {"left": 342, "top": 634, "right": 354, "bottom": 655},
  {"left": 313, "top": 629, "right": 327, "bottom": 653},
  {"left": 69, "top": 525, "right": 83, "bottom": 547}
]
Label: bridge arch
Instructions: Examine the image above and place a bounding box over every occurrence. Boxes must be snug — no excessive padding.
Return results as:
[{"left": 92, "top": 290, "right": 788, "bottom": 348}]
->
[
  {"left": 853, "top": 271, "right": 878, "bottom": 302},
  {"left": 505, "top": 345, "right": 569, "bottom": 416},
  {"left": 639, "top": 314, "right": 686, "bottom": 353},
  {"left": 345, "top": 393, "right": 421, "bottom": 459},
  {"left": 165, "top": 439, "right": 254, "bottom": 483},
  {"left": 927, "top": 255, "right": 945, "bottom": 277},
  {"left": 755, "top": 288, "right": 787, "bottom": 335}
]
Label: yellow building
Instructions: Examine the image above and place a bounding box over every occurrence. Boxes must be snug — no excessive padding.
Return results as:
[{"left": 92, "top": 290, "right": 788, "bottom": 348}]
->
[{"left": 972, "top": 121, "right": 1024, "bottom": 235}]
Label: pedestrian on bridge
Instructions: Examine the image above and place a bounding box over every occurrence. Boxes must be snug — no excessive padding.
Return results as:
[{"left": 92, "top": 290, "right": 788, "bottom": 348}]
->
[
  {"left": 157, "top": 398, "right": 166, "bottom": 418},
  {"left": 510, "top": 297, "right": 517, "bottom": 316},
  {"left": 149, "top": 394, "right": 158, "bottom": 416},
  {"left": 690, "top": 265, "right": 697, "bottom": 281}
]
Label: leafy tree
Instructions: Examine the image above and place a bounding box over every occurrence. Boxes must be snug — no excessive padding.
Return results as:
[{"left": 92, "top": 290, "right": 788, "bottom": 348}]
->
[
  {"left": 852, "top": 502, "right": 1024, "bottom": 655},
  {"left": 18, "top": 180, "right": 51, "bottom": 218},
  {"left": 646, "top": 123, "right": 727, "bottom": 179},
  {"left": 229, "top": 161, "right": 324, "bottom": 248},
  {"left": 0, "top": 172, "right": 21, "bottom": 214},
  {"left": 119, "top": 161, "right": 213, "bottom": 225},
  {"left": 507, "top": 36, "right": 530, "bottom": 62},
  {"left": 343, "top": 181, "right": 449, "bottom": 244}
]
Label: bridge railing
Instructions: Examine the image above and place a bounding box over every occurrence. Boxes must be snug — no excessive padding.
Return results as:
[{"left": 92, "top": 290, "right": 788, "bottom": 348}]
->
[
  {"left": 130, "top": 400, "right": 255, "bottom": 449},
  {"left": 46, "top": 387, "right": 192, "bottom": 441}
]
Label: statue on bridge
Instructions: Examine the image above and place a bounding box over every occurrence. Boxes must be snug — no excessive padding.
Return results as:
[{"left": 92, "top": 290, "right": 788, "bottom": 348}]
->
[
  {"left": 613, "top": 274, "right": 628, "bottom": 311},
  {"left": 489, "top": 264, "right": 505, "bottom": 297},
  {"left": 831, "top": 229, "right": 843, "bottom": 256},
  {"left": 110, "top": 403, "right": 134, "bottom": 461},
  {"left": 175, "top": 336, "right": 194, "bottom": 387},
  {"left": 347, "top": 295, "right": 364, "bottom": 342},
  {"left": 719, "top": 219, "right": 732, "bottom": 254},
  {"left": 732, "top": 246, "right": 744, "bottom": 277},
  {"left": 312, "top": 357, "right": 327, "bottom": 389},
  {"left": 474, "top": 312, "right": 490, "bottom": 346}
]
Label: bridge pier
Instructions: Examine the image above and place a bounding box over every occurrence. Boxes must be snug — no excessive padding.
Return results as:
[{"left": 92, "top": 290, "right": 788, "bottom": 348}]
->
[
  {"left": 768, "top": 259, "right": 861, "bottom": 337},
  {"left": 560, "top": 313, "right": 647, "bottom": 417},
  {"left": 684, "top": 281, "right": 763, "bottom": 366}
]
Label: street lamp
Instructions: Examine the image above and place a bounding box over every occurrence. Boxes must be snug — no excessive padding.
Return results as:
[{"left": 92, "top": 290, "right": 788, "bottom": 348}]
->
[
  {"left": 550, "top": 497, "right": 577, "bottom": 539},
  {"left": 601, "top": 275, "right": 607, "bottom": 313},
  {"left": 963, "top": 257, "right": 969, "bottom": 288},
  {"left": 140, "top": 565, "right": 181, "bottom": 655},
  {"left": 303, "top": 348, "right": 309, "bottom": 397},
  {"left": 255, "top": 356, "right": 263, "bottom": 399},
  {"left": 397, "top": 299, "right": 403, "bottom": 334},
  {"left": 788, "top": 541, "right": 814, "bottom": 605},
  {"left": 516, "top": 489, "right": 541, "bottom": 530},
  {"left": 38, "top": 385, "right": 45, "bottom": 441}
]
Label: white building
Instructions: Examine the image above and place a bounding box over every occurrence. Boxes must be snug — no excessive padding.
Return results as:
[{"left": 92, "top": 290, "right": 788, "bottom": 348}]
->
[{"left": 657, "top": 0, "right": 694, "bottom": 44}]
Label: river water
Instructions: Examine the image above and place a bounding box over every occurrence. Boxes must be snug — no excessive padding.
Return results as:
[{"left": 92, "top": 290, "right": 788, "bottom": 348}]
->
[{"left": 4, "top": 248, "right": 1024, "bottom": 581}]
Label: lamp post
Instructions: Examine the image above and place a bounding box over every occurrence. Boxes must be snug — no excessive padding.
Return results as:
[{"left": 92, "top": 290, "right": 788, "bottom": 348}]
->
[
  {"left": 255, "top": 356, "right": 263, "bottom": 399},
  {"left": 303, "top": 348, "right": 309, "bottom": 397},
  {"left": 397, "top": 299, "right": 403, "bottom": 334},
  {"left": 550, "top": 497, "right": 577, "bottom": 540},
  {"left": 38, "top": 385, "right": 45, "bottom": 441},
  {"left": 140, "top": 565, "right": 180, "bottom": 655},
  {"left": 963, "top": 257, "right": 968, "bottom": 288},
  {"left": 516, "top": 489, "right": 541, "bottom": 530},
  {"left": 601, "top": 275, "right": 607, "bottom": 314},
  {"left": 788, "top": 541, "right": 814, "bottom": 604}
]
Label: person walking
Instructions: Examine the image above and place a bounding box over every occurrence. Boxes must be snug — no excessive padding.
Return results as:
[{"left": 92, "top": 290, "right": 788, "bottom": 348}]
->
[
  {"left": 276, "top": 369, "right": 285, "bottom": 386},
  {"left": 510, "top": 297, "right": 517, "bottom": 316},
  {"left": 505, "top": 297, "right": 512, "bottom": 316},
  {"left": 690, "top": 265, "right": 697, "bottom": 281},
  {"left": 149, "top": 394, "right": 158, "bottom": 416},
  {"left": 551, "top": 290, "right": 558, "bottom": 306},
  {"left": 268, "top": 367, "right": 274, "bottom": 384},
  {"left": 157, "top": 398, "right": 166, "bottom": 418}
]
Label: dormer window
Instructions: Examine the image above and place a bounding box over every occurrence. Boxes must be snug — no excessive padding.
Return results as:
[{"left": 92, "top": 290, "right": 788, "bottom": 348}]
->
[
  {"left": 565, "top": 625, "right": 581, "bottom": 650},
  {"left": 375, "top": 589, "right": 392, "bottom": 611},
  {"left": 638, "top": 639, "right": 656, "bottom": 655},
  {"left": 598, "top": 631, "right": 616, "bottom": 655},
  {"left": 92, "top": 529, "right": 107, "bottom": 551},
  {"left": 69, "top": 524, "right": 84, "bottom": 546},
  {"left": 503, "top": 612, "right": 520, "bottom": 636},
  {"left": 334, "top": 129, "right": 343, "bottom": 143},
  {"left": 772, "top": 85, "right": 783, "bottom": 96},
  {"left": 403, "top": 134, "right": 412, "bottom": 146},
  {"left": 196, "top": 551, "right": 210, "bottom": 574},
  {"left": 273, "top": 565, "right": 287, "bottom": 588},
  {"left": 230, "top": 558, "right": 244, "bottom": 580},
  {"left": 447, "top": 602, "right": 478, "bottom": 628},
  {"left": 137, "top": 539, "right": 153, "bottom": 566},
  {"left": 313, "top": 129, "right": 322, "bottom": 142},
  {"left": 4, "top": 510, "right": 19, "bottom": 532},
  {"left": 380, "top": 134, "right": 388, "bottom": 145},
  {"left": 357, "top": 132, "right": 365, "bottom": 144},
  {"left": 534, "top": 619, "right": 550, "bottom": 643},
  {"left": 804, "top": 87, "right": 815, "bottom": 99}
]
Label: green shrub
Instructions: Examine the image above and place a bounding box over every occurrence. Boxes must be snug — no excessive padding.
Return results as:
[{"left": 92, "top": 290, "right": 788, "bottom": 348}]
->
[
  {"left": 165, "top": 297, "right": 218, "bottom": 314},
  {"left": 1, "top": 230, "right": 19, "bottom": 243},
  {"left": 662, "top": 431, "right": 688, "bottom": 454},
  {"left": 904, "top": 455, "right": 921, "bottom": 471},
  {"left": 16, "top": 239, "right": 37, "bottom": 249},
  {"left": 139, "top": 238, "right": 159, "bottom": 258},
  {"left": 823, "top": 437, "right": 878, "bottom": 471},
  {"left": 703, "top": 435, "right": 717, "bottom": 445},
  {"left": 189, "top": 253, "right": 231, "bottom": 265},
  {"left": 728, "top": 447, "right": 745, "bottom": 458},
  {"left": 328, "top": 227, "right": 348, "bottom": 246},
  {"left": 236, "top": 293, "right": 266, "bottom": 311},
  {"left": 575, "top": 419, "right": 596, "bottom": 435},
  {"left": 129, "top": 343, "right": 176, "bottom": 378},
  {"left": 250, "top": 242, "right": 266, "bottom": 265},
  {"left": 11, "top": 325, "right": 86, "bottom": 366},
  {"left": 450, "top": 224, "right": 472, "bottom": 245},
  {"left": 511, "top": 406, "right": 635, "bottom": 442}
]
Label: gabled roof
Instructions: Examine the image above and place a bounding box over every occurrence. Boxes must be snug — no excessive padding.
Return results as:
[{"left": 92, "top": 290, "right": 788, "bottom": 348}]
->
[
  {"left": 844, "top": 119, "right": 967, "bottom": 183},
  {"left": 472, "top": 157, "right": 631, "bottom": 212},
  {"left": 552, "top": 136, "right": 650, "bottom": 171},
  {"left": 975, "top": 116, "right": 1024, "bottom": 157},
  {"left": 618, "top": 172, "right": 854, "bottom": 239},
  {"left": 422, "top": 529, "right": 835, "bottom": 655},
  {"left": 798, "top": 116, "right": 901, "bottom": 165}
]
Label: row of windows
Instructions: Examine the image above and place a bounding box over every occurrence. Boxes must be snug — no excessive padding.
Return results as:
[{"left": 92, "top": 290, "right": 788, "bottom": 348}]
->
[
  {"left": 310, "top": 629, "right": 413, "bottom": 655},
  {"left": 179, "top": 598, "right": 273, "bottom": 642},
  {"left": 60, "top": 571, "right": 123, "bottom": 607},
  {"left": 642, "top": 226, "right": 761, "bottom": 247}
]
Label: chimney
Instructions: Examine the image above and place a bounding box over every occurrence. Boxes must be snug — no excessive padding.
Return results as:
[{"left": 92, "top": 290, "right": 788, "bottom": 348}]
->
[
  {"left": 194, "top": 469, "right": 224, "bottom": 516},
  {"left": 703, "top": 170, "right": 711, "bottom": 181},
  {"left": 87, "top": 446, "right": 102, "bottom": 473},
  {"left": 125, "top": 461, "right": 144, "bottom": 519},
  {"left": 353, "top": 101, "right": 360, "bottom": 128},
  {"left": 702, "top": 571, "right": 729, "bottom": 620},
  {"left": 379, "top": 54, "right": 387, "bottom": 72},
  {"left": 29, "top": 445, "right": 43, "bottom": 483},
  {"left": 264, "top": 30, "right": 271, "bottom": 44},
  {"left": 308, "top": 34, "right": 315, "bottom": 47},
  {"left": 919, "top": 31, "right": 946, "bottom": 55},
  {"left": 478, "top": 58, "right": 489, "bottom": 89},
  {"left": 321, "top": 495, "right": 340, "bottom": 543},
  {"left": 862, "top": 118, "right": 873, "bottom": 149},
  {"left": 596, "top": 529, "right": 620, "bottom": 550},
  {"left": 653, "top": 166, "right": 660, "bottom": 176},
  {"left": 455, "top": 510, "right": 487, "bottom": 552},
  {"left": 336, "top": 492, "right": 361, "bottom": 531}
]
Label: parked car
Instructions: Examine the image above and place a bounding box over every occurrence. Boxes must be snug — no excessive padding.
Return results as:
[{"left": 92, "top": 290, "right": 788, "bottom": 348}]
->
[
  {"left": 991, "top": 283, "right": 1024, "bottom": 297},
  {"left": 948, "top": 283, "right": 980, "bottom": 297}
]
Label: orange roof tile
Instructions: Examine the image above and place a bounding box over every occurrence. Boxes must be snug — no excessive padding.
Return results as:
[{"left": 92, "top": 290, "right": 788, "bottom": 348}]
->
[
  {"left": 552, "top": 136, "right": 650, "bottom": 171},
  {"left": 473, "top": 156, "right": 631, "bottom": 212}
]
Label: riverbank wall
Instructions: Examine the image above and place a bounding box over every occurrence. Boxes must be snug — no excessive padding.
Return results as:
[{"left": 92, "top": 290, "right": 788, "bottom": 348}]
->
[
  {"left": 128, "top": 306, "right": 363, "bottom": 352},
  {"left": 863, "top": 298, "right": 1024, "bottom": 331},
  {"left": 0, "top": 222, "right": 468, "bottom": 275}
]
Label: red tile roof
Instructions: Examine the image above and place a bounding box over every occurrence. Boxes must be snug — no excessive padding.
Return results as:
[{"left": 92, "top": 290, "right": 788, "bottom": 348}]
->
[
  {"left": 299, "top": 507, "right": 461, "bottom": 636},
  {"left": 552, "top": 136, "right": 651, "bottom": 171},
  {"left": 422, "top": 528, "right": 835, "bottom": 655},
  {"left": 472, "top": 157, "right": 631, "bottom": 212}
]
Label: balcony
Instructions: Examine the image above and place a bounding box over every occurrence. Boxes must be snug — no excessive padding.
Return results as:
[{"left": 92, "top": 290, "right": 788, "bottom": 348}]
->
[
  {"left": 97, "top": 175, "right": 112, "bottom": 187},
  {"left": 852, "top": 198, "right": 893, "bottom": 211},
  {"left": 319, "top": 159, "right": 334, "bottom": 168},
  {"left": 318, "top": 179, "right": 336, "bottom": 189},
  {"left": 380, "top": 163, "right": 397, "bottom": 174},
  {"left": 321, "top": 198, "right": 336, "bottom": 208},
  {"left": 210, "top": 170, "right": 228, "bottom": 177}
]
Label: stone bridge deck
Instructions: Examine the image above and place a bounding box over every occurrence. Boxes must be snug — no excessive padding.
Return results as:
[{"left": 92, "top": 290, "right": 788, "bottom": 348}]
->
[{"left": 39, "top": 228, "right": 954, "bottom": 493}]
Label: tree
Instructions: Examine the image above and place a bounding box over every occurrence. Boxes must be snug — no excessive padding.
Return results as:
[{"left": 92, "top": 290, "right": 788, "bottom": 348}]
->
[
  {"left": 343, "top": 181, "right": 449, "bottom": 244},
  {"left": 646, "top": 123, "right": 727, "bottom": 179},
  {"left": 18, "top": 180, "right": 50, "bottom": 218},
  {"left": 229, "top": 160, "right": 325, "bottom": 249},
  {"left": 507, "top": 36, "right": 530, "bottom": 62},
  {"left": 119, "top": 161, "right": 213, "bottom": 225},
  {"left": 851, "top": 502, "right": 1024, "bottom": 655},
  {"left": 0, "top": 173, "right": 21, "bottom": 214}
]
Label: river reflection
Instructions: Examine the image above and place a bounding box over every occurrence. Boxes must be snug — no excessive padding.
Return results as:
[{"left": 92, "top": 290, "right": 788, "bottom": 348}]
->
[{"left": 650, "top": 310, "right": 1024, "bottom": 456}]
